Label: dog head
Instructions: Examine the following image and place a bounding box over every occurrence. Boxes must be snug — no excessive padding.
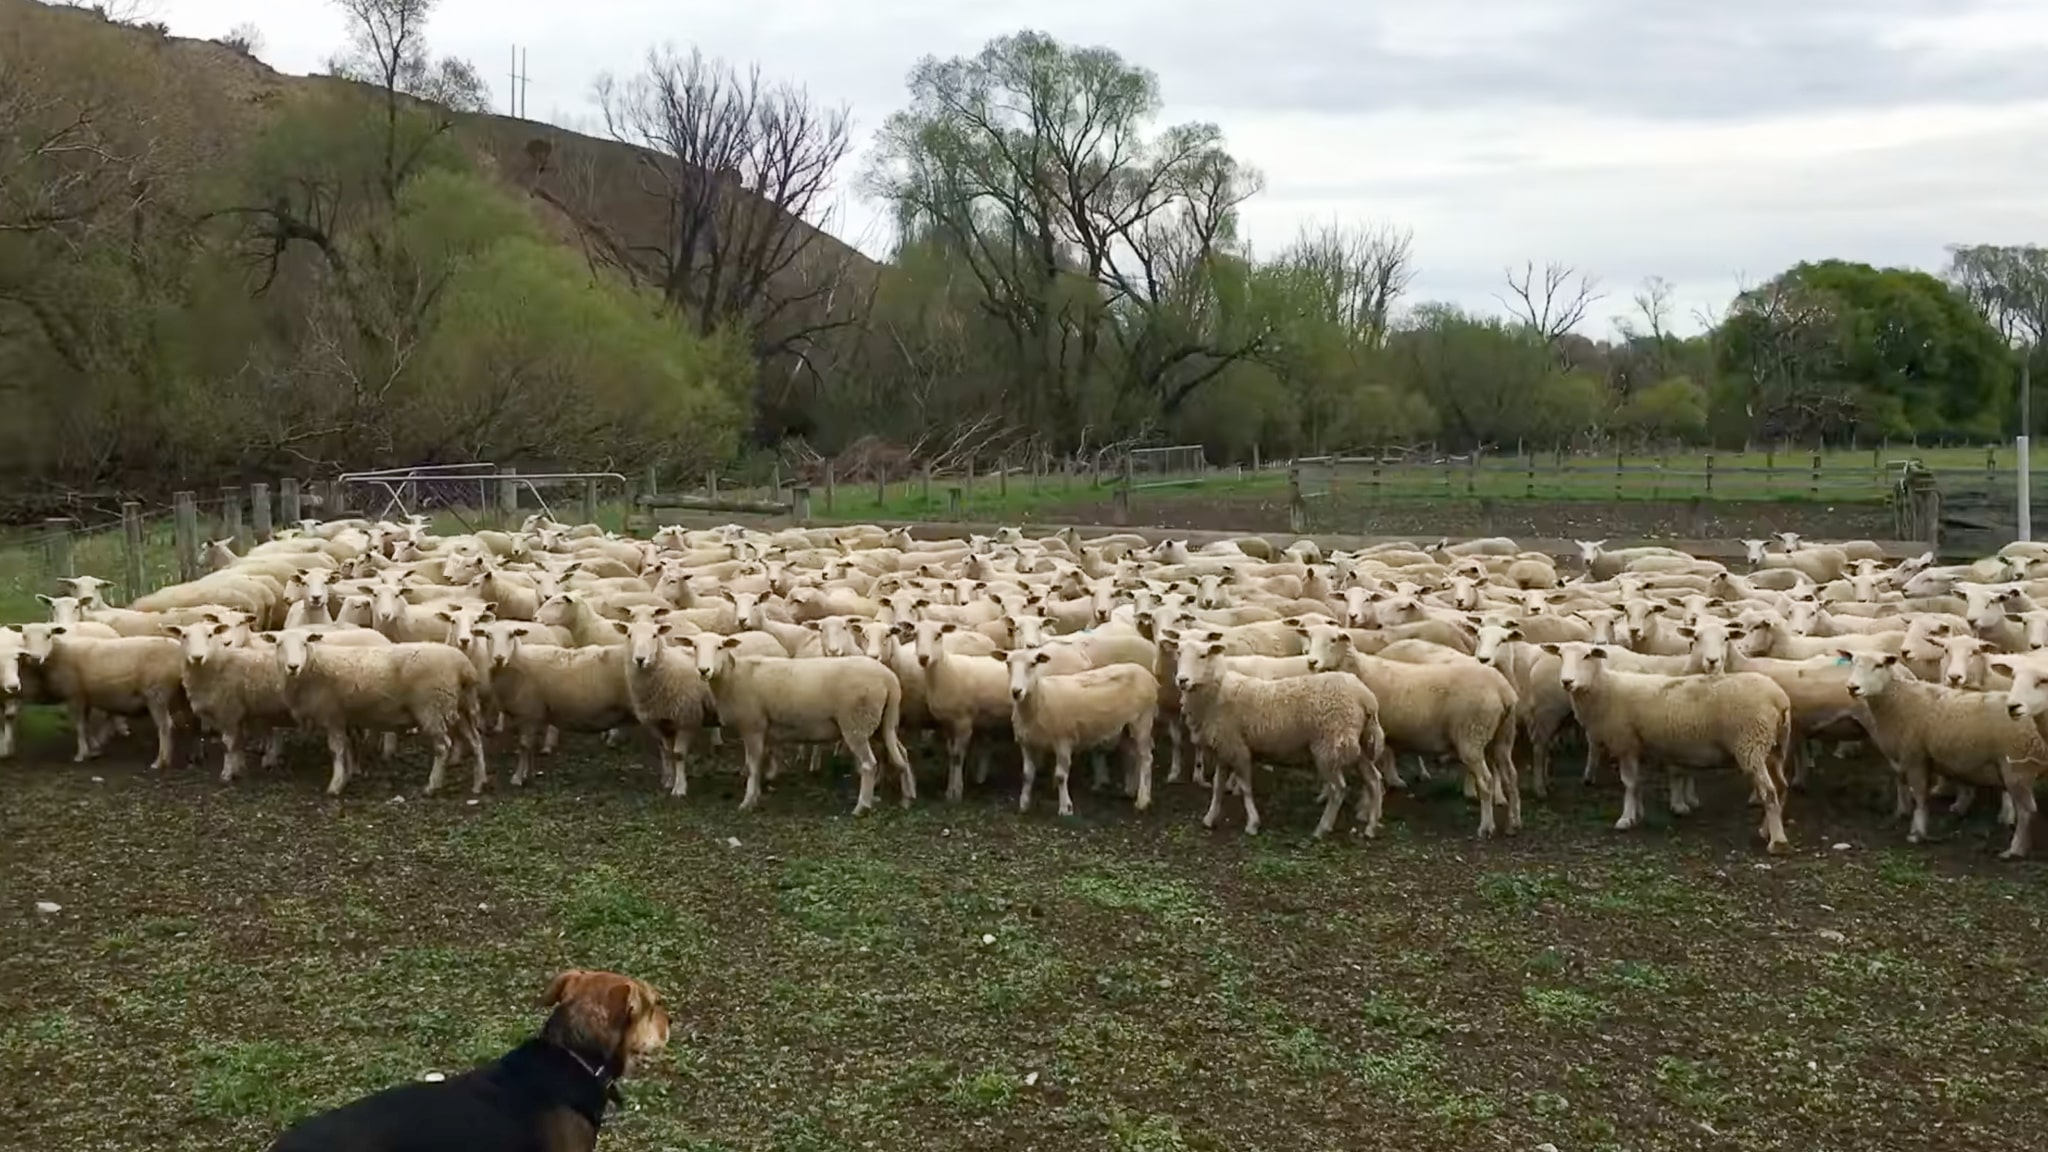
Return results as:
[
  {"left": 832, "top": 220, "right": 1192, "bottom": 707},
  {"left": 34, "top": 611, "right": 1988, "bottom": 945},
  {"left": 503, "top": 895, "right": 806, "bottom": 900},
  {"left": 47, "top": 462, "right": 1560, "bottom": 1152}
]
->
[{"left": 539, "top": 969, "right": 670, "bottom": 1076}]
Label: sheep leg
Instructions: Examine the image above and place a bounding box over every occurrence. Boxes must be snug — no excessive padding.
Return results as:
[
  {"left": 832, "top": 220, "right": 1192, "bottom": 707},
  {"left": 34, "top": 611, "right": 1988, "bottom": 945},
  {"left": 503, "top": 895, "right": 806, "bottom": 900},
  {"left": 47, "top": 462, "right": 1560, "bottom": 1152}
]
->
[
  {"left": 261, "top": 729, "right": 286, "bottom": 770},
  {"left": 1311, "top": 749, "right": 1348, "bottom": 839},
  {"left": 1018, "top": 746, "right": 1039, "bottom": 813},
  {"left": 1090, "top": 751, "right": 1110, "bottom": 793},
  {"left": 944, "top": 724, "right": 971, "bottom": 803},
  {"left": 1999, "top": 790, "right": 2016, "bottom": 827},
  {"left": 0, "top": 699, "right": 15, "bottom": 759},
  {"left": 1236, "top": 760, "right": 1262, "bottom": 836},
  {"left": 1525, "top": 719, "right": 1552, "bottom": 800},
  {"left": 1669, "top": 772, "right": 1695, "bottom": 816},
  {"left": 219, "top": 725, "right": 246, "bottom": 784},
  {"left": 146, "top": 698, "right": 176, "bottom": 772},
  {"left": 462, "top": 713, "right": 488, "bottom": 795},
  {"left": 602, "top": 726, "right": 624, "bottom": 749},
  {"left": 667, "top": 730, "right": 693, "bottom": 799},
  {"left": 1353, "top": 757, "right": 1384, "bottom": 838},
  {"left": 1165, "top": 718, "right": 1186, "bottom": 783},
  {"left": 1752, "top": 752, "right": 1790, "bottom": 854},
  {"left": 1201, "top": 748, "right": 1230, "bottom": 829},
  {"left": 1902, "top": 758, "right": 1933, "bottom": 844},
  {"left": 1614, "top": 754, "right": 1645, "bottom": 831},
  {"left": 1458, "top": 736, "right": 1498, "bottom": 838},
  {"left": 1892, "top": 774, "right": 1914, "bottom": 820},
  {"left": 420, "top": 722, "right": 456, "bottom": 796},
  {"left": 1583, "top": 742, "right": 1604, "bottom": 785},
  {"left": 653, "top": 725, "right": 677, "bottom": 792},
  {"left": 739, "top": 732, "right": 768, "bottom": 811},
  {"left": 1053, "top": 745, "right": 1077, "bottom": 817},
  {"left": 324, "top": 726, "right": 352, "bottom": 796},
  {"left": 1948, "top": 782, "right": 1975, "bottom": 817},
  {"left": 1686, "top": 773, "right": 1703, "bottom": 813},
  {"left": 1490, "top": 724, "right": 1521, "bottom": 834},
  {"left": 1130, "top": 725, "right": 1154, "bottom": 812},
  {"left": 512, "top": 725, "right": 540, "bottom": 787},
  {"left": 841, "top": 727, "right": 882, "bottom": 815},
  {"left": 542, "top": 725, "right": 560, "bottom": 756},
  {"left": 1999, "top": 767, "right": 2036, "bottom": 859},
  {"left": 379, "top": 730, "right": 399, "bottom": 761},
  {"left": 66, "top": 699, "right": 96, "bottom": 763}
]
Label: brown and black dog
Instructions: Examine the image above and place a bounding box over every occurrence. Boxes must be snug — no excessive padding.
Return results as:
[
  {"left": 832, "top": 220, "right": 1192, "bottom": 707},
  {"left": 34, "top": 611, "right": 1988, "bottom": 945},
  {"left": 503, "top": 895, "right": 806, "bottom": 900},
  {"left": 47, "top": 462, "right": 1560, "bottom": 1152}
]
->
[{"left": 267, "top": 969, "right": 669, "bottom": 1152}]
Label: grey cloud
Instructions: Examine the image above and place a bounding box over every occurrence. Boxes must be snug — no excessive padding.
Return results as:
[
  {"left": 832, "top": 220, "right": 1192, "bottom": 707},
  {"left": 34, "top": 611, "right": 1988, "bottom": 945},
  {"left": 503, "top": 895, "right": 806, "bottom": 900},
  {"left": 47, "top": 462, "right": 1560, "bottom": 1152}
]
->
[{"left": 1139, "top": 0, "right": 2047, "bottom": 121}]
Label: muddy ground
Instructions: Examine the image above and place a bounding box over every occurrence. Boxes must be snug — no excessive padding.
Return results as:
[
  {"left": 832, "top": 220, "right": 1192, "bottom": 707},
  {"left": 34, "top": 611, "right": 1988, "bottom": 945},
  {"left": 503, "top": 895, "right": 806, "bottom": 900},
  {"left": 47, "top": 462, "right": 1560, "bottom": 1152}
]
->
[{"left": 3, "top": 725, "right": 2045, "bottom": 1152}]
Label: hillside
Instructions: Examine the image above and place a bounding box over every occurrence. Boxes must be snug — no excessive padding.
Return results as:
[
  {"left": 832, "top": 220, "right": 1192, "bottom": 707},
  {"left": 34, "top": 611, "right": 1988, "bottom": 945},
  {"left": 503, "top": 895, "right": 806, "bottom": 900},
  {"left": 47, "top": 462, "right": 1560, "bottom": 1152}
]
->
[{"left": 5, "top": 0, "right": 879, "bottom": 290}]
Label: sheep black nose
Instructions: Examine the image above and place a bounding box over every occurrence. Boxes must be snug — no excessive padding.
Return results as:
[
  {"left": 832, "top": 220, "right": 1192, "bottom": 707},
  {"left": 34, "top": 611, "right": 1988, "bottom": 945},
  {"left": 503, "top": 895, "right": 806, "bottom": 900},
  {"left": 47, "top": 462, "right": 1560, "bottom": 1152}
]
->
[
  {"left": 2010, "top": 703, "right": 2025, "bottom": 718},
  {"left": 1011, "top": 688, "right": 1024, "bottom": 701}
]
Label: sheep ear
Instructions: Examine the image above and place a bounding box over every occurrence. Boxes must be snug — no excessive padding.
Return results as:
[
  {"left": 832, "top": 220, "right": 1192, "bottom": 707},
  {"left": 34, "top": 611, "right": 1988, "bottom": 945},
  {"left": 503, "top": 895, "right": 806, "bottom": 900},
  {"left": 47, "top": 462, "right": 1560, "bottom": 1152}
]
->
[
  {"left": 1205, "top": 642, "right": 1225, "bottom": 656},
  {"left": 1881, "top": 653, "right": 1899, "bottom": 666},
  {"left": 655, "top": 623, "right": 673, "bottom": 637},
  {"left": 35, "top": 594, "right": 52, "bottom": 606},
  {"left": 1033, "top": 650, "right": 1051, "bottom": 664},
  {"left": 721, "top": 636, "right": 741, "bottom": 648},
  {"left": 1586, "top": 646, "right": 1609, "bottom": 660},
  {"left": 304, "top": 631, "right": 325, "bottom": 643},
  {"left": 1676, "top": 625, "right": 1696, "bottom": 639},
  {"left": 1831, "top": 649, "right": 1854, "bottom": 663},
  {"left": 610, "top": 620, "right": 629, "bottom": 635},
  {"left": 1506, "top": 628, "right": 1523, "bottom": 641}
]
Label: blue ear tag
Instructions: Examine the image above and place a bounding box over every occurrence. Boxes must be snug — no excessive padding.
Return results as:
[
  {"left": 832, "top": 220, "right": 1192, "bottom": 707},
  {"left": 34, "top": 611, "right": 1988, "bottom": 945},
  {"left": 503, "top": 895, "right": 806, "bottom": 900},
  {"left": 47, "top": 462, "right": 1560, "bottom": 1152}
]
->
[{"left": 1834, "top": 655, "right": 1850, "bottom": 665}]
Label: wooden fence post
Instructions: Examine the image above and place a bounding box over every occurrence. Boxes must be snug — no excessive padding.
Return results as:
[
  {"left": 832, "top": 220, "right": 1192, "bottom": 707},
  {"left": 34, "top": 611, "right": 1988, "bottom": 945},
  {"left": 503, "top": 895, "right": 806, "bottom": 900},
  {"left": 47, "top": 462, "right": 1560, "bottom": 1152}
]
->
[
  {"left": 794, "top": 485, "right": 813, "bottom": 523},
  {"left": 965, "top": 458, "right": 976, "bottom": 501},
  {"left": 122, "top": 501, "right": 145, "bottom": 602},
  {"left": 280, "top": 477, "right": 302, "bottom": 526},
  {"left": 581, "top": 479, "right": 600, "bottom": 527},
  {"left": 824, "top": 463, "right": 836, "bottom": 515},
  {"left": 1524, "top": 452, "right": 1535, "bottom": 499},
  {"left": 644, "top": 463, "right": 660, "bottom": 498},
  {"left": 43, "top": 518, "right": 73, "bottom": 581},
  {"left": 922, "top": 466, "right": 933, "bottom": 508},
  {"left": 1112, "top": 485, "right": 1129, "bottom": 526},
  {"left": 1809, "top": 453, "right": 1822, "bottom": 500},
  {"left": 325, "top": 479, "right": 348, "bottom": 517},
  {"left": 1986, "top": 446, "right": 1997, "bottom": 490},
  {"left": 173, "top": 491, "right": 200, "bottom": 582},
  {"left": 947, "top": 486, "right": 963, "bottom": 520},
  {"left": 250, "top": 482, "right": 273, "bottom": 542},
  {"left": 706, "top": 471, "right": 719, "bottom": 500},
  {"left": 498, "top": 468, "right": 520, "bottom": 523},
  {"left": 220, "top": 486, "right": 244, "bottom": 550},
  {"left": 1287, "top": 466, "right": 1305, "bottom": 534},
  {"left": 998, "top": 457, "right": 1009, "bottom": 500},
  {"left": 1703, "top": 453, "right": 1714, "bottom": 496},
  {"left": 1614, "top": 449, "right": 1624, "bottom": 500},
  {"left": 876, "top": 472, "right": 888, "bottom": 507}
]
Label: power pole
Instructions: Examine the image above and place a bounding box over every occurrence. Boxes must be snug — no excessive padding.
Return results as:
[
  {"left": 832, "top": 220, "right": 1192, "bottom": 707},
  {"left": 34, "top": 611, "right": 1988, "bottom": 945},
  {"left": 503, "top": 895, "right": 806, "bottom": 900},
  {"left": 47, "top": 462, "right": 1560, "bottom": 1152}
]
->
[{"left": 507, "top": 45, "right": 530, "bottom": 118}]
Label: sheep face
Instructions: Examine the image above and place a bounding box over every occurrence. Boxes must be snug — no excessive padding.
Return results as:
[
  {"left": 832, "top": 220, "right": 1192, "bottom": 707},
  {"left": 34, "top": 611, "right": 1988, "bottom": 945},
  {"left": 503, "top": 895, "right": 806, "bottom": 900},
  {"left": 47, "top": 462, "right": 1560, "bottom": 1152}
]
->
[
  {"left": 2001, "top": 662, "right": 2048, "bottom": 719},
  {"left": 1741, "top": 539, "right": 1771, "bottom": 566},
  {"left": 621, "top": 620, "right": 674, "bottom": 671},
  {"left": 57, "top": 575, "right": 113, "bottom": 608},
  {"left": 1936, "top": 636, "right": 1990, "bottom": 688},
  {"left": 1472, "top": 624, "right": 1522, "bottom": 664},
  {"left": 1005, "top": 647, "right": 1056, "bottom": 703},
  {"left": 909, "top": 620, "right": 954, "bottom": 669},
  {"left": 1302, "top": 627, "right": 1354, "bottom": 674},
  {"left": 274, "top": 629, "right": 326, "bottom": 677},
  {"left": 435, "top": 603, "right": 496, "bottom": 646},
  {"left": 1681, "top": 618, "right": 1742, "bottom": 674},
  {"left": 476, "top": 623, "right": 528, "bottom": 670},
  {"left": 170, "top": 621, "right": 232, "bottom": 668},
  {"left": 291, "top": 568, "right": 336, "bottom": 609},
  {"left": 1171, "top": 640, "right": 1227, "bottom": 693},
  {"left": 693, "top": 635, "right": 742, "bottom": 680},
  {"left": 35, "top": 594, "right": 83, "bottom": 625},
  {"left": 20, "top": 623, "right": 68, "bottom": 662},
  {"left": 1841, "top": 651, "right": 1901, "bottom": 699},
  {"left": 0, "top": 648, "right": 21, "bottom": 696},
  {"left": 1547, "top": 641, "right": 1612, "bottom": 691}
]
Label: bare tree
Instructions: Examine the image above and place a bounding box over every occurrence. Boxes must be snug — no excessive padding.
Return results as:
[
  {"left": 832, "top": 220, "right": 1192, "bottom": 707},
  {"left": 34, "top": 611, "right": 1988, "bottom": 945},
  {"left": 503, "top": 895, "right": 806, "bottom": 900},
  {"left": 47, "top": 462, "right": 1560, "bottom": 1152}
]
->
[
  {"left": 325, "top": 0, "right": 488, "bottom": 201},
  {"left": 1280, "top": 220, "right": 1415, "bottom": 348},
  {"left": 592, "top": 46, "right": 862, "bottom": 375},
  {"left": 1497, "top": 260, "right": 1603, "bottom": 350},
  {"left": 1946, "top": 244, "right": 2048, "bottom": 345}
]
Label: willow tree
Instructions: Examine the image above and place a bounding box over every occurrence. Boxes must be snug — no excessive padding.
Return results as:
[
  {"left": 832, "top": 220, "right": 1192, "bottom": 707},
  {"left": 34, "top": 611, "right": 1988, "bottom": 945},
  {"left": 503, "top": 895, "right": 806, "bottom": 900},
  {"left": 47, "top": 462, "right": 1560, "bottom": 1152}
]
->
[{"left": 865, "top": 30, "right": 1268, "bottom": 446}]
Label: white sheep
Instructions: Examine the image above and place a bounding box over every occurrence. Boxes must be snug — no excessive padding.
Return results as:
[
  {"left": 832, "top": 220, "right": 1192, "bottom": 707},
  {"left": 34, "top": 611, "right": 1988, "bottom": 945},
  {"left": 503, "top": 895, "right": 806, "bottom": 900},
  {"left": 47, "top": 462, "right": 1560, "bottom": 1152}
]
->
[
  {"left": 618, "top": 621, "right": 714, "bottom": 797},
  {"left": 1005, "top": 646, "right": 1159, "bottom": 817},
  {"left": 1174, "top": 638, "right": 1384, "bottom": 838},
  {"left": 693, "top": 638, "right": 912, "bottom": 814},
  {"left": 23, "top": 627, "right": 187, "bottom": 771},
  {"left": 274, "top": 631, "right": 487, "bottom": 795},
  {"left": 484, "top": 633, "right": 637, "bottom": 788},
  {"left": 910, "top": 620, "right": 1025, "bottom": 802},
  {"left": 168, "top": 621, "right": 294, "bottom": 783},
  {"left": 1547, "top": 641, "right": 1792, "bottom": 853},
  {"left": 1845, "top": 650, "right": 2046, "bottom": 858}
]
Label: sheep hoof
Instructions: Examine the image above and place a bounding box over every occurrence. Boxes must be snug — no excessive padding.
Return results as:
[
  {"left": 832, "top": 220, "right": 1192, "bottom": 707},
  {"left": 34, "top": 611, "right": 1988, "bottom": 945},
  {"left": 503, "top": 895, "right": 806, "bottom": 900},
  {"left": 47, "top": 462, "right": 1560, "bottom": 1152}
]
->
[
  {"left": 1999, "top": 848, "right": 2025, "bottom": 861},
  {"left": 218, "top": 769, "right": 235, "bottom": 785},
  {"left": 1614, "top": 816, "right": 1638, "bottom": 832},
  {"left": 1765, "top": 840, "right": 1791, "bottom": 856}
]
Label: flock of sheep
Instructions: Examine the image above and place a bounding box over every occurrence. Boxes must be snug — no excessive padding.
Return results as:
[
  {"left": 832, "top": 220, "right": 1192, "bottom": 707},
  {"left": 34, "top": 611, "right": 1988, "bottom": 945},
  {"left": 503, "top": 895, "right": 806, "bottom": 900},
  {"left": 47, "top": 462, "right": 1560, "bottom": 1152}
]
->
[{"left": 5, "top": 517, "right": 2047, "bottom": 856}]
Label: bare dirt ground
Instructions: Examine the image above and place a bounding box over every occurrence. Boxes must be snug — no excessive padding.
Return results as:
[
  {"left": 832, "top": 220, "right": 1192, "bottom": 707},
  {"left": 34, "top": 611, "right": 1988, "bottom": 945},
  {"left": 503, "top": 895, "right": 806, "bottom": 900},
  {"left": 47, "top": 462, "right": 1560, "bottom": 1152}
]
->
[
  {"left": 1041, "top": 494, "right": 1902, "bottom": 544},
  {"left": 4, "top": 725, "right": 2046, "bottom": 1152}
]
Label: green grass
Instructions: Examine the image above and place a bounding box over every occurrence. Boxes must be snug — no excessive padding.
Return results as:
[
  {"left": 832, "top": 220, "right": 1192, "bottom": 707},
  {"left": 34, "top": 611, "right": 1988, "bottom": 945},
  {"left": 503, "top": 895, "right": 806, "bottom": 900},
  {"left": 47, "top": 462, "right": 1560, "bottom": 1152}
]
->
[{"left": 4, "top": 729, "right": 2048, "bottom": 1151}]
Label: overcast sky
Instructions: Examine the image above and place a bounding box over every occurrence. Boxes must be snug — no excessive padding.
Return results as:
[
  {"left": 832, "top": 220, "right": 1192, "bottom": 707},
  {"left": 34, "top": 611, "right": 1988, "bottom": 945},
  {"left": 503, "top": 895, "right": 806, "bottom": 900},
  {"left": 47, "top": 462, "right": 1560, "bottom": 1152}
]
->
[{"left": 153, "top": 0, "right": 2048, "bottom": 336}]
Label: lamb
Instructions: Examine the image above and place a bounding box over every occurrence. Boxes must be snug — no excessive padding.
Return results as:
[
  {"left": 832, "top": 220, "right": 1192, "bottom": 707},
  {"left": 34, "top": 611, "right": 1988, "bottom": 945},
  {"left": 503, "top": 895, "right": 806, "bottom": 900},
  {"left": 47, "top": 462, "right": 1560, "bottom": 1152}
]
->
[
  {"left": 1174, "top": 638, "right": 1385, "bottom": 838},
  {"left": 1471, "top": 624, "right": 1574, "bottom": 798},
  {"left": 274, "top": 630, "right": 487, "bottom": 796},
  {"left": 483, "top": 632, "right": 638, "bottom": 788},
  {"left": 168, "top": 621, "right": 295, "bottom": 783},
  {"left": 24, "top": 627, "right": 188, "bottom": 771},
  {"left": 1843, "top": 650, "right": 2048, "bottom": 858},
  {"left": 535, "top": 592, "right": 630, "bottom": 647},
  {"left": 693, "top": 638, "right": 912, "bottom": 815},
  {"left": 1005, "top": 646, "right": 1159, "bottom": 817},
  {"left": 618, "top": 621, "right": 713, "bottom": 797},
  {"left": 1302, "top": 624, "right": 1519, "bottom": 836},
  {"left": 1743, "top": 539, "right": 1849, "bottom": 584},
  {"left": 911, "top": 620, "right": 1020, "bottom": 801},
  {"left": 1546, "top": 641, "right": 1792, "bottom": 853}
]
